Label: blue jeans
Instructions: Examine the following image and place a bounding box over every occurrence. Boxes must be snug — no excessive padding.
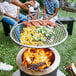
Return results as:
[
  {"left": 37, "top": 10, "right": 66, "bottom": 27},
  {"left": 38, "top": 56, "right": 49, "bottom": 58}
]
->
[{"left": 3, "top": 13, "right": 27, "bottom": 42}]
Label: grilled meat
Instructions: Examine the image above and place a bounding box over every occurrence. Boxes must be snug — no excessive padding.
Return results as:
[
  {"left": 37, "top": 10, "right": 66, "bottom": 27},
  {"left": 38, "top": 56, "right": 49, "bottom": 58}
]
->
[
  {"left": 31, "top": 21, "right": 40, "bottom": 27},
  {"left": 46, "top": 20, "right": 56, "bottom": 27},
  {"left": 23, "top": 21, "right": 32, "bottom": 27},
  {"left": 37, "top": 20, "right": 47, "bottom": 26}
]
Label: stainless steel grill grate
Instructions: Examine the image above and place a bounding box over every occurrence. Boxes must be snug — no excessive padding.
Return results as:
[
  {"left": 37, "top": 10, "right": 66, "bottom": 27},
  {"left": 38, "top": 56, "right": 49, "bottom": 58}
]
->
[{"left": 10, "top": 19, "right": 68, "bottom": 48}]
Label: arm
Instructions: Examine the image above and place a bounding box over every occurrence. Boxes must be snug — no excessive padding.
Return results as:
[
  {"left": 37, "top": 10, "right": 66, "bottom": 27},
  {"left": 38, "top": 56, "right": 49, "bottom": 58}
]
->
[
  {"left": 33, "top": 13, "right": 38, "bottom": 20},
  {"left": 28, "top": 12, "right": 38, "bottom": 20},
  {"left": 16, "top": 8, "right": 20, "bottom": 21},
  {"left": 46, "top": 8, "right": 58, "bottom": 20},
  {"left": 4, "top": 12, "right": 17, "bottom": 20},
  {"left": 12, "top": 0, "right": 34, "bottom": 10},
  {"left": 43, "top": 5, "right": 46, "bottom": 20},
  {"left": 28, "top": 11, "right": 33, "bottom": 20}
]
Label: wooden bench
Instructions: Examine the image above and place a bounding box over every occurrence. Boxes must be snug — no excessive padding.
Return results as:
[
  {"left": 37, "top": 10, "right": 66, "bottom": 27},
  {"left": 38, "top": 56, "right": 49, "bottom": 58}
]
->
[
  {"left": 57, "top": 17, "right": 75, "bottom": 35},
  {"left": 0, "top": 19, "right": 10, "bottom": 36}
]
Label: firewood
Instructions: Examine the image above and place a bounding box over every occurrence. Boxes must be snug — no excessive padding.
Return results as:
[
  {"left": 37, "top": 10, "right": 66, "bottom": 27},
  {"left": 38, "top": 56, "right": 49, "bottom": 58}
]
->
[{"left": 28, "top": 62, "right": 46, "bottom": 71}]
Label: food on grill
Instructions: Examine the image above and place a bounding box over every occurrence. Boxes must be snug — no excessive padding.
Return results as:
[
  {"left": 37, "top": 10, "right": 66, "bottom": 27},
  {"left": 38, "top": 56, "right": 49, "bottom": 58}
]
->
[
  {"left": 22, "top": 48, "right": 55, "bottom": 71},
  {"left": 46, "top": 20, "right": 56, "bottom": 27},
  {"left": 23, "top": 21, "right": 32, "bottom": 27},
  {"left": 31, "top": 21, "right": 40, "bottom": 27},
  {"left": 23, "top": 20, "right": 56, "bottom": 28},
  {"left": 37, "top": 20, "right": 47, "bottom": 26},
  {"left": 20, "top": 26, "right": 44, "bottom": 45},
  {"left": 20, "top": 26, "right": 55, "bottom": 46}
]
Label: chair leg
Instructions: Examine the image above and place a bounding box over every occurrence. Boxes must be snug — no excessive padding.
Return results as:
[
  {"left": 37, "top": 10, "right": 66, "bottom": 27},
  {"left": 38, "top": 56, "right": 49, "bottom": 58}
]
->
[
  {"left": 67, "top": 21, "right": 74, "bottom": 35},
  {"left": 2, "top": 20, "right": 10, "bottom": 36}
]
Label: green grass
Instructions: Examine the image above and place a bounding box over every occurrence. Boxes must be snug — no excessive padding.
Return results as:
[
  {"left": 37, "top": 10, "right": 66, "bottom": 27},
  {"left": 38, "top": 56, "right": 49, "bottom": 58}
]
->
[
  {"left": 68, "top": 0, "right": 76, "bottom": 3},
  {"left": 0, "top": 9, "right": 76, "bottom": 76}
]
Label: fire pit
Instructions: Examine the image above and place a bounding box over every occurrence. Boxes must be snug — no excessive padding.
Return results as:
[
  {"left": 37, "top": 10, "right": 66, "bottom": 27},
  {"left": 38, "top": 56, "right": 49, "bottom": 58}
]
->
[
  {"left": 10, "top": 14, "right": 68, "bottom": 76},
  {"left": 16, "top": 47, "right": 60, "bottom": 76},
  {"left": 22, "top": 48, "right": 55, "bottom": 71}
]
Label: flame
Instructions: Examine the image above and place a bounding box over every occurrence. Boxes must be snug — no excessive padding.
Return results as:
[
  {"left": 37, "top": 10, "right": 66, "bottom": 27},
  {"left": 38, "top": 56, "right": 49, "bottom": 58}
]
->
[{"left": 22, "top": 48, "right": 54, "bottom": 71}]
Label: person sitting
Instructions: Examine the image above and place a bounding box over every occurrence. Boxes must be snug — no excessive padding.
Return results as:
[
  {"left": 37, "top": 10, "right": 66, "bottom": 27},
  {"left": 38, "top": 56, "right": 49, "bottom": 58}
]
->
[
  {"left": 0, "top": 1, "right": 27, "bottom": 42},
  {"left": 41, "top": 0, "right": 59, "bottom": 23},
  {"left": 27, "top": 0, "right": 40, "bottom": 20}
]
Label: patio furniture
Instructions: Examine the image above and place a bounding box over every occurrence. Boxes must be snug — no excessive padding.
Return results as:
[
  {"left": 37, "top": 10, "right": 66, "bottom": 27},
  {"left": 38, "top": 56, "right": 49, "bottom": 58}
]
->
[
  {"left": 0, "top": 19, "right": 21, "bottom": 36},
  {"left": 0, "top": 19, "right": 10, "bottom": 36},
  {"left": 57, "top": 17, "right": 75, "bottom": 35}
]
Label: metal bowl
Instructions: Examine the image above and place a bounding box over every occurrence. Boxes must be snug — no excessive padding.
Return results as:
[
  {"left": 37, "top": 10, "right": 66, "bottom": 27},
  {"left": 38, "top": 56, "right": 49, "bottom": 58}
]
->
[{"left": 16, "top": 47, "right": 60, "bottom": 76}]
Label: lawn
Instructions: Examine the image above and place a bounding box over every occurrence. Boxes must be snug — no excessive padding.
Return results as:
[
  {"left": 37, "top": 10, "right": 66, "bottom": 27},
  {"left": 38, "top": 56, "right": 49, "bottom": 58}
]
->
[{"left": 0, "top": 9, "right": 76, "bottom": 76}]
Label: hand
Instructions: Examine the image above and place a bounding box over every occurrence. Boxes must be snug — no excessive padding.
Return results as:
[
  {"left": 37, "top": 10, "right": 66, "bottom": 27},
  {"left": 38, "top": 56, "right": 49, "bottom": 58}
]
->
[
  {"left": 46, "top": 17, "right": 52, "bottom": 20},
  {"left": 20, "top": 1, "right": 34, "bottom": 10},
  {"left": 47, "top": 16, "right": 53, "bottom": 20},
  {"left": 46, "top": 18, "right": 50, "bottom": 21},
  {"left": 31, "top": 17, "right": 35, "bottom": 20},
  {"left": 31, "top": 16, "right": 35, "bottom": 20},
  {"left": 25, "top": 1, "right": 34, "bottom": 7},
  {"left": 16, "top": 17, "right": 19, "bottom": 21},
  {"left": 43, "top": 17, "right": 46, "bottom": 20},
  {"left": 31, "top": 16, "right": 36, "bottom": 20},
  {"left": 20, "top": 3, "right": 28, "bottom": 10}
]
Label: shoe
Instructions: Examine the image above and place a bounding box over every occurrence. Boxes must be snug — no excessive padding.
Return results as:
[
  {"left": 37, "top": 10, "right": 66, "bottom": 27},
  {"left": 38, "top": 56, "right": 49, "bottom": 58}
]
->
[{"left": 0, "top": 62, "right": 13, "bottom": 71}]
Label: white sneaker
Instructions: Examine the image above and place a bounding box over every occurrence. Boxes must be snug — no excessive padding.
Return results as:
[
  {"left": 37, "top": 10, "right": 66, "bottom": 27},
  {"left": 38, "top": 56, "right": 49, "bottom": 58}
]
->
[{"left": 0, "top": 62, "right": 13, "bottom": 71}]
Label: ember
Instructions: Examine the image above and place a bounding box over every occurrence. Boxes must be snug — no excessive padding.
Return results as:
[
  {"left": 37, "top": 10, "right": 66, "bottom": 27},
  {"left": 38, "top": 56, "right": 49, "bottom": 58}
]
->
[{"left": 22, "top": 48, "right": 55, "bottom": 71}]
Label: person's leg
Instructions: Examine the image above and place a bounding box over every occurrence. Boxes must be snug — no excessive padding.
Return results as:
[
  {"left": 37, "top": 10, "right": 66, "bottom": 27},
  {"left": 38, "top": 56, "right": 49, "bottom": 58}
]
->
[
  {"left": 19, "top": 13, "right": 28, "bottom": 31},
  {"left": 3, "top": 17, "right": 20, "bottom": 42},
  {"left": 19, "top": 13, "right": 28, "bottom": 22},
  {"left": 0, "top": 62, "right": 13, "bottom": 71},
  {"left": 3, "top": 17, "right": 17, "bottom": 26}
]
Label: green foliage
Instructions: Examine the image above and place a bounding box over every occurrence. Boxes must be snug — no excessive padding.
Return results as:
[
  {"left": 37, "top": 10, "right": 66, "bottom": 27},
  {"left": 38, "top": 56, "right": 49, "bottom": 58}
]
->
[{"left": 67, "top": 0, "right": 76, "bottom": 2}]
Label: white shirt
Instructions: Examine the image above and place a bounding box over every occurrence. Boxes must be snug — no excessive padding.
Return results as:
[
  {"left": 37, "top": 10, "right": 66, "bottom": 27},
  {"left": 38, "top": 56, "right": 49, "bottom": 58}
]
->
[
  {"left": 0, "top": 1, "right": 20, "bottom": 18},
  {"left": 28, "top": 1, "right": 40, "bottom": 13}
]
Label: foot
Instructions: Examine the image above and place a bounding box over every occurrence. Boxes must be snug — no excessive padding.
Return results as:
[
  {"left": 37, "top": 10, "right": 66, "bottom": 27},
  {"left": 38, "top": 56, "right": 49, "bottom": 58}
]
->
[{"left": 0, "top": 62, "right": 13, "bottom": 71}]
